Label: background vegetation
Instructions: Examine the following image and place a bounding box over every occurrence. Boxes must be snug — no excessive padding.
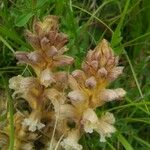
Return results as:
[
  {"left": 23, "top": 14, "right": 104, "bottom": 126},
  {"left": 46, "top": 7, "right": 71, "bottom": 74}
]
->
[{"left": 0, "top": 0, "right": 150, "bottom": 149}]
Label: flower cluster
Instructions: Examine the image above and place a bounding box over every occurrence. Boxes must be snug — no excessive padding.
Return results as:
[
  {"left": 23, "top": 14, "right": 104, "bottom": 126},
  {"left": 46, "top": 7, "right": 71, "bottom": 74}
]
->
[{"left": 0, "top": 15, "right": 126, "bottom": 150}]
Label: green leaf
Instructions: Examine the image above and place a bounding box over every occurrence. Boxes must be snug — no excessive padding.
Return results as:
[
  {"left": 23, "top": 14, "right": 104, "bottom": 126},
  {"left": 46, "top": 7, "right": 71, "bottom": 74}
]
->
[
  {"left": 111, "top": 0, "right": 130, "bottom": 54},
  {"left": 36, "top": 0, "right": 50, "bottom": 8},
  {"left": 0, "top": 25, "right": 27, "bottom": 46},
  {"left": 133, "top": 136, "right": 150, "bottom": 149},
  {"left": 15, "top": 12, "right": 34, "bottom": 27},
  {"left": 117, "top": 132, "right": 134, "bottom": 150}
]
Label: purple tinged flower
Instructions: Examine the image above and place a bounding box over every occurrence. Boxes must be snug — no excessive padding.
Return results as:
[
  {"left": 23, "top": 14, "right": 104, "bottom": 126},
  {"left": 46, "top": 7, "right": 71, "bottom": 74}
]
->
[
  {"left": 85, "top": 76, "right": 97, "bottom": 88},
  {"left": 98, "top": 67, "right": 108, "bottom": 77}
]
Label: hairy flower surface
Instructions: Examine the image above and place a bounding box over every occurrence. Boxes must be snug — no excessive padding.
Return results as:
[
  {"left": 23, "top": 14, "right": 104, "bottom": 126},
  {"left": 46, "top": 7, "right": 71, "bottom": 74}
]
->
[
  {"left": 0, "top": 15, "right": 126, "bottom": 150},
  {"left": 15, "top": 15, "right": 74, "bottom": 76},
  {"left": 81, "top": 109, "right": 116, "bottom": 142},
  {"left": 69, "top": 39, "right": 126, "bottom": 108},
  {"left": 61, "top": 129, "right": 82, "bottom": 150}
]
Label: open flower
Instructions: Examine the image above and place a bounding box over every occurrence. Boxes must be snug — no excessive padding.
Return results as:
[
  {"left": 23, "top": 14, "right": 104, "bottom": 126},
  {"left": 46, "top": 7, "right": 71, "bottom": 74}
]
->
[
  {"left": 61, "top": 129, "right": 82, "bottom": 150},
  {"left": 81, "top": 109, "right": 116, "bottom": 142},
  {"left": 81, "top": 108, "right": 98, "bottom": 133},
  {"left": 22, "top": 117, "right": 45, "bottom": 132},
  {"left": 9, "top": 75, "right": 44, "bottom": 110},
  {"left": 96, "top": 112, "right": 116, "bottom": 142},
  {"left": 40, "top": 68, "right": 56, "bottom": 87}
]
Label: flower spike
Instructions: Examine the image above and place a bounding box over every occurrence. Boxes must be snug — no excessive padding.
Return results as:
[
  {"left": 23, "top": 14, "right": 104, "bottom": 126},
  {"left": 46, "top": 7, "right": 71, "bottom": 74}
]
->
[{"left": 0, "top": 15, "right": 126, "bottom": 150}]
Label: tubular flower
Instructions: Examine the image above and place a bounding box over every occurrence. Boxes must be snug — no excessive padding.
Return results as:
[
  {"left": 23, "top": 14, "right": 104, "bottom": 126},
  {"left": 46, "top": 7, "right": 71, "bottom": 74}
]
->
[
  {"left": 81, "top": 109, "right": 116, "bottom": 142},
  {"left": 0, "top": 15, "right": 126, "bottom": 150},
  {"left": 96, "top": 112, "right": 116, "bottom": 142},
  {"left": 60, "top": 129, "right": 83, "bottom": 150}
]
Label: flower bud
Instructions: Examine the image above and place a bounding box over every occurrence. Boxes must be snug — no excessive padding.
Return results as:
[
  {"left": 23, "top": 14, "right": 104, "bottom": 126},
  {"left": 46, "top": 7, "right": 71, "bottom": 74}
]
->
[
  {"left": 46, "top": 46, "right": 58, "bottom": 57},
  {"left": 108, "top": 66, "right": 124, "bottom": 81},
  {"left": 100, "top": 88, "right": 126, "bottom": 102},
  {"left": 91, "top": 60, "right": 99, "bottom": 70},
  {"left": 98, "top": 67, "right": 108, "bottom": 77},
  {"left": 68, "top": 90, "right": 85, "bottom": 102},
  {"left": 40, "top": 68, "right": 55, "bottom": 87},
  {"left": 85, "top": 76, "right": 97, "bottom": 88}
]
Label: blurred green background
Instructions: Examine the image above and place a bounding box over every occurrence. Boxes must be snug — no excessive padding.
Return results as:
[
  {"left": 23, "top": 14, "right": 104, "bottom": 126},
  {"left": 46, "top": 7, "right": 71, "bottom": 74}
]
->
[{"left": 0, "top": 0, "right": 150, "bottom": 149}]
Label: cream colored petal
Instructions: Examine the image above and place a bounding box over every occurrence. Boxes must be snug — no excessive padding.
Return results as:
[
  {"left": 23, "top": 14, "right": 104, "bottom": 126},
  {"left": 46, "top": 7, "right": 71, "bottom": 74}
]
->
[
  {"left": 96, "top": 112, "right": 116, "bottom": 142},
  {"left": 15, "top": 51, "right": 30, "bottom": 64},
  {"left": 68, "top": 90, "right": 85, "bottom": 102},
  {"left": 15, "top": 51, "right": 45, "bottom": 69},
  {"left": 100, "top": 88, "right": 126, "bottom": 102},
  {"left": 9, "top": 75, "right": 39, "bottom": 94},
  {"left": 9, "top": 75, "right": 23, "bottom": 90},
  {"left": 22, "top": 118, "right": 45, "bottom": 132},
  {"left": 40, "top": 68, "right": 55, "bottom": 87},
  {"left": 61, "top": 129, "right": 82, "bottom": 150},
  {"left": 83, "top": 108, "right": 98, "bottom": 123},
  {"left": 82, "top": 108, "right": 98, "bottom": 133},
  {"left": 108, "top": 66, "right": 124, "bottom": 81},
  {"left": 101, "top": 112, "right": 115, "bottom": 124}
]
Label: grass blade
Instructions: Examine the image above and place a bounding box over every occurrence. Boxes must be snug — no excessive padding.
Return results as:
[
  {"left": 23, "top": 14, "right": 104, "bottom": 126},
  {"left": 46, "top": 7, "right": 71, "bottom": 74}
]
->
[
  {"left": 2, "top": 75, "right": 14, "bottom": 150},
  {"left": 117, "top": 132, "right": 133, "bottom": 150}
]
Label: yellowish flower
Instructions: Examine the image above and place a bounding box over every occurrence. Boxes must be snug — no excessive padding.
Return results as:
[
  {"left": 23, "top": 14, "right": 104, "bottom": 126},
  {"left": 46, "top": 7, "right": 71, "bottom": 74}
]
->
[
  {"left": 1, "top": 15, "right": 127, "bottom": 150},
  {"left": 81, "top": 109, "right": 116, "bottom": 142},
  {"left": 22, "top": 117, "right": 45, "bottom": 132},
  {"left": 100, "top": 88, "right": 126, "bottom": 102},
  {"left": 9, "top": 75, "right": 43, "bottom": 110},
  {"left": 96, "top": 112, "right": 116, "bottom": 142},
  {"left": 61, "top": 129, "right": 82, "bottom": 150}
]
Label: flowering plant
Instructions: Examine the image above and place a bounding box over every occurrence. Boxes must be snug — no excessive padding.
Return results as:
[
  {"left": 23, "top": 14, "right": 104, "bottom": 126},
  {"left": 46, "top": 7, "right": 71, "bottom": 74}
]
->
[{"left": 0, "top": 15, "right": 126, "bottom": 150}]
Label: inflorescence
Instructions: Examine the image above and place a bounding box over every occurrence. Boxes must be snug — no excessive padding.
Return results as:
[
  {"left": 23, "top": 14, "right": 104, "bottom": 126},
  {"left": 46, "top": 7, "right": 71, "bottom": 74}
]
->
[{"left": 0, "top": 15, "right": 126, "bottom": 150}]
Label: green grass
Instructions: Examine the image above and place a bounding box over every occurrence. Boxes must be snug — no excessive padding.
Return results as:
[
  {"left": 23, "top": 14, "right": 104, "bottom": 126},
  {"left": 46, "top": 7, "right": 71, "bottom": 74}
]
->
[{"left": 0, "top": 0, "right": 150, "bottom": 149}]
